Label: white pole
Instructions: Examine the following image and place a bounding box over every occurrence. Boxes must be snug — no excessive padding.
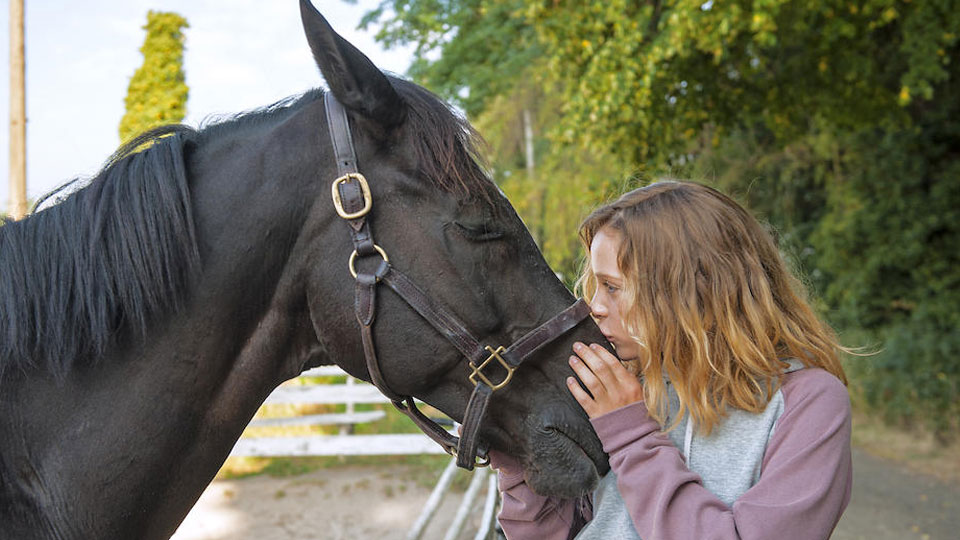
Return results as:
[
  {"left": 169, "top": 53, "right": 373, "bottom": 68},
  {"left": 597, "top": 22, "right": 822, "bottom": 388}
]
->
[
  {"left": 9, "top": 0, "right": 27, "bottom": 219},
  {"left": 339, "top": 375, "right": 356, "bottom": 435},
  {"left": 473, "top": 473, "right": 500, "bottom": 540},
  {"left": 406, "top": 458, "right": 460, "bottom": 540},
  {"left": 523, "top": 108, "right": 535, "bottom": 180},
  {"left": 444, "top": 467, "right": 488, "bottom": 540}
]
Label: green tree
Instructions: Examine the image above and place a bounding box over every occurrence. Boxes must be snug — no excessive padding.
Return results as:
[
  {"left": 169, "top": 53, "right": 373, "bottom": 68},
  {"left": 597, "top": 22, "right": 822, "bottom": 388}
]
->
[
  {"left": 360, "top": 0, "right": 538, "bottom": 117},
  {"left": 362, "top": 1, "right": 631, "bottom": 282},
  {"left": 526, "top": 0, "right": 958, "bottom": 165},
  {"left": 471, "top": 73, "right": 634, "bottom": 284},
  {"left": 813, "top": 120, "right": 960, "bottom": 442},
  {"left": 118, "top": 11, "right": 189, "bottom": 143},
  {"left": 365, "top": 0, "right": 960, "bottom": 440},
  {"left": 691, "top": 117, "right": 960, "bottom": 442}
]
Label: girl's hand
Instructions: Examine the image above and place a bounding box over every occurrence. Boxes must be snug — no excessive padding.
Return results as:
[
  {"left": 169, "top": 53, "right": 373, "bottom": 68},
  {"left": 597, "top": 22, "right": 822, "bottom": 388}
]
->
[{"left": 567, "top": 342, "right": 644, "bottom": 419}]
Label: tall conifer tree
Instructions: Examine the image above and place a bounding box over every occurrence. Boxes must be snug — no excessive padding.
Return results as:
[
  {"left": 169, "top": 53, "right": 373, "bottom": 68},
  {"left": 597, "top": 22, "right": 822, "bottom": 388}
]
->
[{"left": 119, "top": 11, "right": 189, "bottom": 142}]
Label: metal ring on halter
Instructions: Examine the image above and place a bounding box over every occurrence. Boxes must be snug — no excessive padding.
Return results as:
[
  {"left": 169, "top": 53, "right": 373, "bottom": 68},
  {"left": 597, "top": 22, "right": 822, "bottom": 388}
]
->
[
  {"left": 447, "top": 444, "right": 491, "bottom": 468},
  {"left": 349, "top": 244, "right": 389, "bottom": 279}
]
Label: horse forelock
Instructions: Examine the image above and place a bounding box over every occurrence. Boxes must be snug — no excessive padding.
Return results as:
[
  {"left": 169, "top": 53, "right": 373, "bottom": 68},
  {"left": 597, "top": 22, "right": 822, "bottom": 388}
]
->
[
  {"left": 390, "top": 79, "right": 496, "bottom": 206},
  {"left": 0, "top": 127, "right": 200, "bottom": 380}
]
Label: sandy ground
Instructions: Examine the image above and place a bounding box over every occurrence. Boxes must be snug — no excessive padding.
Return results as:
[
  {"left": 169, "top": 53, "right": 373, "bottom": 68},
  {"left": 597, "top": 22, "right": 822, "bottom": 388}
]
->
[
  {"left": 172, "top": 449, "right": 960, "bottom": 540},
  {"left": 832, "top": 449, "right": 959, "bottom": 540},
  {"left": 171, "top": 464, "right": 479, "bottom": 540}
]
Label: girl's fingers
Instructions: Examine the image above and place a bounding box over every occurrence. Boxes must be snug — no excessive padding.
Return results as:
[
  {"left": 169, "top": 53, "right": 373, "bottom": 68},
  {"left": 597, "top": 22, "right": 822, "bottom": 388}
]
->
[
  {"left": 569, "top": 354, "right": 605, "bottom": 395},
  {"left": 590, "top": 343, "right": 621, "bottom": 365},
  {"left": 566, "top": 376, "right": 595, "bottom": 416},
  {"left": 573, "top": 342, "right": 615, "bottom": 386},
  {"left": 573, "top": 342, "right": 644, "bottom": 407},
  {"left": 587, "top": 343, "right": 645, "bottom": 403},
  {"left": 589, "top": 343, "right": 633, "bottom": 383}
]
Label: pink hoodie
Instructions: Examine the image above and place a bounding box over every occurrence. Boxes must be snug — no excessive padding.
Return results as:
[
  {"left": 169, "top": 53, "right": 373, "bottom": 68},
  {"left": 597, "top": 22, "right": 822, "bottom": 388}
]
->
[{"left": 492, "top": 368, "right": 852, "bottom": 539}]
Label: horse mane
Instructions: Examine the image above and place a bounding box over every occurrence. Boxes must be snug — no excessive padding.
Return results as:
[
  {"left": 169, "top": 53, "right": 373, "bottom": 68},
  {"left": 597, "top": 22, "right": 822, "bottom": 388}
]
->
[
  {"left": 199, "top": 82, "right": 493, "bottom": 201},
  {"left": 0, "top": 126, "right": 200, "bottom": 380},
  {"left": 0, "top": 79, "right": 492, "bottom": 381}
]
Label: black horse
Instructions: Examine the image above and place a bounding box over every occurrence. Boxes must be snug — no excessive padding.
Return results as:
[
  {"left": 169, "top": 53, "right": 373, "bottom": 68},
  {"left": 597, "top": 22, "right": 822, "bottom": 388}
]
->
[{"left": 0, "top": 2, "right": 608, "bottom": 538}]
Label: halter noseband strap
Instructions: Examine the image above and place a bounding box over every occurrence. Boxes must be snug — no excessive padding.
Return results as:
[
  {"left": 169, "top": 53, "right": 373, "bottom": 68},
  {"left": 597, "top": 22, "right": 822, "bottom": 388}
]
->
[{"left": 324, "top": 93, "right": 591, "bottom": 469}]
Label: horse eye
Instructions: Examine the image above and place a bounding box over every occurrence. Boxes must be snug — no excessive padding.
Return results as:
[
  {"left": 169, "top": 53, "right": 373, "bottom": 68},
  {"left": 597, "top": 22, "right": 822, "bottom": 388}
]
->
[{"left": 454, "top": 221, "right": 504, "bottom": 241}]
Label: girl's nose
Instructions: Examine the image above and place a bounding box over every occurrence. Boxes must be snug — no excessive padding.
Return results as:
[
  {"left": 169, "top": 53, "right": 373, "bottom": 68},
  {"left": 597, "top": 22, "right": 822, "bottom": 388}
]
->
[{"left": 589, "top": 295, "right": 607, "bottom": 319}]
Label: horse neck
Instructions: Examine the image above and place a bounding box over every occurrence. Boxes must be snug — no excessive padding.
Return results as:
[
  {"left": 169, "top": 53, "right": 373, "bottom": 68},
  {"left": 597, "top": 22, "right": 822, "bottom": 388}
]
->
[
  {"left": 122, "top": 103, "right": 337, "bottom": 534},
  {"left": 0, "top": 101, "right": 333, "bottom": 539}
]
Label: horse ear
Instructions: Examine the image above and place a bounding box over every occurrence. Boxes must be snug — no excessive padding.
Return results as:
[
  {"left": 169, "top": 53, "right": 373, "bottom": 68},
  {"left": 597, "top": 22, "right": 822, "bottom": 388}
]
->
[{"left": 300, "top": 0, "right": 406, "bottom": 129}]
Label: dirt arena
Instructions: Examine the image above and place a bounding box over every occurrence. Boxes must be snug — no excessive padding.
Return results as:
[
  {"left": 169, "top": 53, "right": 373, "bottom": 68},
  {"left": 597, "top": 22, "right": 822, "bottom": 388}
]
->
[
  {"left": 172, "top": 448, "right": 960, "bottom": 540},
  {"left": 171, "top": 463, "right": 477, "bottom": 540}
]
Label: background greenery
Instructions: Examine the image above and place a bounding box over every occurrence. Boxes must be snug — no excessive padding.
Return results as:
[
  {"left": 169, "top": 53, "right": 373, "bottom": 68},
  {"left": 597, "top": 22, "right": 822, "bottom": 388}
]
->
[
  {"left": 7, "top": 2, "right": 952, "bottom": 449},
  {"left": 118, "top": 11, "right": 189, "bottom": 143},
  {"left": 361, "top": 0, "right": 959, "bottom": 442}
]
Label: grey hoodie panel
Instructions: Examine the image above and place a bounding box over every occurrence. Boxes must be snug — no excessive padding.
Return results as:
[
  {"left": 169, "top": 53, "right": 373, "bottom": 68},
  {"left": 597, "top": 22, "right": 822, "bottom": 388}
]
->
[{"left": 575, "top": 360, "right": 804, "bottom": 539}]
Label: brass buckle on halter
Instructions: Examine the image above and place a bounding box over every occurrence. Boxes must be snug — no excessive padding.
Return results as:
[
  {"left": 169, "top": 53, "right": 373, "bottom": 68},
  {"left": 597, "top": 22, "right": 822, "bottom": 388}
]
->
[
  {"left": 331, "top": 173, "right": 372, "bottom": 220},
  {"left": 469, "top": 346, "right": 515, "bottom": 391}
]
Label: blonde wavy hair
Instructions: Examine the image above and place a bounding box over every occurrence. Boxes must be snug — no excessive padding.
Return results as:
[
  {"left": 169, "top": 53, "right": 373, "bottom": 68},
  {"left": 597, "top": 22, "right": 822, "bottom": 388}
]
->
[{"left": 576, "top": 181, "right": 848, "bottom": 435}]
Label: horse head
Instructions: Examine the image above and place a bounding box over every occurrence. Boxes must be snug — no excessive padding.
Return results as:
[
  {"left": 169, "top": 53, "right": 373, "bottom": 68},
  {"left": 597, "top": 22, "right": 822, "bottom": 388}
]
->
[{"left": 292, "top": 0, "right": 610, "bottom": 497}]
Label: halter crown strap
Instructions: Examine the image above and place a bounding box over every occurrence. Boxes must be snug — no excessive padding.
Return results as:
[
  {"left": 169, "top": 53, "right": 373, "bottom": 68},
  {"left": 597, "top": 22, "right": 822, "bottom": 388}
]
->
[
  {"left": 324, "top": 93, "right": 592, "bottom": 469},
  {"left": 326, "top": 93, "right": 464, "bottom": 458},
  {"left": 325, "top": 94, "right": 359, "bottom": 177}
]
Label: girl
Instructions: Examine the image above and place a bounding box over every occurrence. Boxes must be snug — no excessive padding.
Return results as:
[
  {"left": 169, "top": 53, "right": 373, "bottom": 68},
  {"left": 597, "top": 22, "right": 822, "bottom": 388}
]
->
[{"left": 490, "top": 181, "right": 852, "bottom": 539}]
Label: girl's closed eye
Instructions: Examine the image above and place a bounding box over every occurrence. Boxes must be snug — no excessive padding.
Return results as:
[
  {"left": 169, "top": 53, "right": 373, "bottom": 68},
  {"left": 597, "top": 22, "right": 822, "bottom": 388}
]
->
[{"left": 603, "top": 281, "right": 619, "bottom": 294}]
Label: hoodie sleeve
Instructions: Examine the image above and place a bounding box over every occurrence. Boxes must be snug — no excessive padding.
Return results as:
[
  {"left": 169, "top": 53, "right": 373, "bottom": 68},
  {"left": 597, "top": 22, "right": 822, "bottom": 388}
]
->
[
  {"left": 491, "top": 450, "right": 591, "bottom": 540},
  {"left": 591, "top": 368, "right": 852, "bottom": 540}
]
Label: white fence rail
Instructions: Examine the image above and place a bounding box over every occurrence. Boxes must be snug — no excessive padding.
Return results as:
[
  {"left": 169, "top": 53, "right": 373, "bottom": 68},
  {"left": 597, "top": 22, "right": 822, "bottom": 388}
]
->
[
  {"left": 228, "top": 366, "right": 503, "bottom": 539},
  {"left": 229, "top": 366, "right": 451, "bottom": 458}
]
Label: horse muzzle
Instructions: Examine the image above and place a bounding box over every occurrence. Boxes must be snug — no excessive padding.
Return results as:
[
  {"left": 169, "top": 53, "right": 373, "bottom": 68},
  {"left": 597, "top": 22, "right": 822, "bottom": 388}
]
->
[{"left": 518, "top": 401, "right": 610, "bottom": 498}]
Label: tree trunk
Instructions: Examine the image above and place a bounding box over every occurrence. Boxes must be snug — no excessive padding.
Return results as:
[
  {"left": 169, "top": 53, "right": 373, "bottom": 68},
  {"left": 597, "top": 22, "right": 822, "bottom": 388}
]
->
[{"left": 523, "top": 108, "right": 544, "bottom": 246}]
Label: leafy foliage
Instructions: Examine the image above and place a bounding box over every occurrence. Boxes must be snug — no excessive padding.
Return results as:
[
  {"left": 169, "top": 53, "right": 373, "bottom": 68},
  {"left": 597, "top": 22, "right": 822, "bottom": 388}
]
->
[
  {"left": 528, "top": 0, "right": 958, "bottom": 164},
  {"left": 360, "top": 0, "right": 539, "bottom": 117},
  {"left": 364, "top": 0, "right": 960, "bottom": 441},
  {"left": 118, "top": 11, "right": 189, "bottom": 143},
  {"left": 691, "top": 118, "right": 960, "bottom": 442},
  {"left": 814, "top": 120, "right": 960, "bottom": 442},
  {"left": 471, "top": 76, "right": 635, "bottom": 284}
]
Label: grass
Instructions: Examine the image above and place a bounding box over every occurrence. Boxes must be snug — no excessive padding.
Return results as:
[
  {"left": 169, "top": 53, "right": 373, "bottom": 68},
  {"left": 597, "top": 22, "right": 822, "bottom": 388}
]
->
[
  {"left": 217, "top": 452, "right": 458, "bottom": 485},
  {"left": 217, "top": 453, "right": 475, "bottom": 492},
  {"left": 843, "top": 368, "right": 960, "bottom": 484}
]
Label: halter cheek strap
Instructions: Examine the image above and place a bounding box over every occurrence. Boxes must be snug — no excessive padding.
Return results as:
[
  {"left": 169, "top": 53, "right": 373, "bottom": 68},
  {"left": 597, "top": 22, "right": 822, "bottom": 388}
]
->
[{"left": 324, "top": 93, "right": 591, "bottom": 469}]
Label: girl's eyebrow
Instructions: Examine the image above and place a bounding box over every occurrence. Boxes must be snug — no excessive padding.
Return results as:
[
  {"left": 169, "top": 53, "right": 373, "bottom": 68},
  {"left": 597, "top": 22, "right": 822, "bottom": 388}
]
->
[{"left": 595, "top": 272, "right": 623, "bottom": 282}]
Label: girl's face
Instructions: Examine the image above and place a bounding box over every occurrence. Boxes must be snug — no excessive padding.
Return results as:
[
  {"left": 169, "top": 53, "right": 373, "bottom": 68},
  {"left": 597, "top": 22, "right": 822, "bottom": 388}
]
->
[{"left": 589, "top": 227, "right": 639, "bottom": 361}]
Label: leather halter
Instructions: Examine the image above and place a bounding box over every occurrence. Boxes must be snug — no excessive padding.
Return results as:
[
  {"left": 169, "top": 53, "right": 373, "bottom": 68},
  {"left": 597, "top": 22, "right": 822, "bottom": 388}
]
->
[{"left": 324, "top": 93, "right": 592, "bottom": 469}]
